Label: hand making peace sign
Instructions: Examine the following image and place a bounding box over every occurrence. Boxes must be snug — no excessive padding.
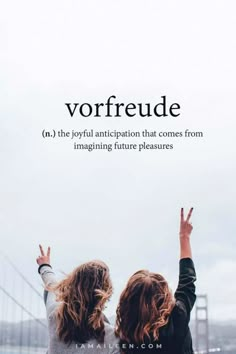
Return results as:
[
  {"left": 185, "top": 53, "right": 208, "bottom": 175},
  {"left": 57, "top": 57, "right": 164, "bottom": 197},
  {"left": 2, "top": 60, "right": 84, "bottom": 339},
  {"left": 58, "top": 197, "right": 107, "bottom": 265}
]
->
[
  {"left": 36, "top": 244, "right": 51, "bottom": 266},
  {"left": 179, "top": 208, "right": 193, "bottom": 239}
]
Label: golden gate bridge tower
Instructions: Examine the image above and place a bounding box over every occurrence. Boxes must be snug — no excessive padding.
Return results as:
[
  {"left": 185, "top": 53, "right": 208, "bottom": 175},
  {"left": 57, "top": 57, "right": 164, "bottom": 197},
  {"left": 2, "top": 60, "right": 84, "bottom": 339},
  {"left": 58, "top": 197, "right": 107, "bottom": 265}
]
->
[{"left": 195, "top": 294, "right": 209, "bottom": 354}]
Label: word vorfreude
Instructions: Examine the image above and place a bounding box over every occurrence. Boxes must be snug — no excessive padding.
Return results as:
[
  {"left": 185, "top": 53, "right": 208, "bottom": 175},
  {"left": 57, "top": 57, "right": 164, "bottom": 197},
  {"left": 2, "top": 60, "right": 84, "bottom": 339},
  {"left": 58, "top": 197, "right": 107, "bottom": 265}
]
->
[{"left": 65, "top": 95, "right": 180, "bottom": 118}]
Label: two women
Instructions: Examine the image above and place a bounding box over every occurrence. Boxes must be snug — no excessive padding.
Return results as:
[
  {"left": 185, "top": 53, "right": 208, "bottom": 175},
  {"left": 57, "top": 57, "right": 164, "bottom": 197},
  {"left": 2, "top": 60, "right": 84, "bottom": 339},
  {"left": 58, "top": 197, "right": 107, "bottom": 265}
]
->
[{"left": 36, "top": 208, "right": 196, "bottom": 354}]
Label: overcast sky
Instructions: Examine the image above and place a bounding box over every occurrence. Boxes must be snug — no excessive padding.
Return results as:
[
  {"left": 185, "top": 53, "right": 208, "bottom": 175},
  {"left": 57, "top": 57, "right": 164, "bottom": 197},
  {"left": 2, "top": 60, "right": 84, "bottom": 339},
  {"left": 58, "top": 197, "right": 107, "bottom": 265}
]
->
[{"left": 1, "top": 0, "right": 236, "bottom": 323}]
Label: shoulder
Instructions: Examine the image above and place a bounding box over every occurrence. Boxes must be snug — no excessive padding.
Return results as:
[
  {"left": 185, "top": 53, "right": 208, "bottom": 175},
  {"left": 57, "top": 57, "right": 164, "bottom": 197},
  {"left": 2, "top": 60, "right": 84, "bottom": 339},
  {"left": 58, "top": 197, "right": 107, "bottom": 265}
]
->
[
  {"left": 171, "top": 301, "right": 189, "bottom": 325},
  {"left": 169, "top": 302, "right": 190, "bottom": 334},
  {"left": 104, "top": 322, "right": 120, "bottom": 346},
  {"left": 173, "top": 300, "right": 188, "bottom": 315}
]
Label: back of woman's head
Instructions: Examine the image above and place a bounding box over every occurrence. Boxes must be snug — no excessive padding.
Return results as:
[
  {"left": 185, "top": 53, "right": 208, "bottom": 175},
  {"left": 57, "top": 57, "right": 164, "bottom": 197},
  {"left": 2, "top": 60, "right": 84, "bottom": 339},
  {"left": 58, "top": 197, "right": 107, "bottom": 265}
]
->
[
  {"left": 116, "top": 270, "right": 175, "bottom": 346},
  {"left": 51, "top": 260, "right": 112, "bottom": 345}
]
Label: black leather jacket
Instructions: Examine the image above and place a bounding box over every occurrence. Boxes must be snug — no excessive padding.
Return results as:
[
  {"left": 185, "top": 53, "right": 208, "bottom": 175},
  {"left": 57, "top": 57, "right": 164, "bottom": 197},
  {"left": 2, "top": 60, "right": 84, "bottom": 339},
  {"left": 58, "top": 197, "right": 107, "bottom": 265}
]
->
[
  {"left": 157, "top": 257, "right": 197, "bottom": 354},
  {"left": 122, "top": 258, "right": 197, "bottom": 354}
]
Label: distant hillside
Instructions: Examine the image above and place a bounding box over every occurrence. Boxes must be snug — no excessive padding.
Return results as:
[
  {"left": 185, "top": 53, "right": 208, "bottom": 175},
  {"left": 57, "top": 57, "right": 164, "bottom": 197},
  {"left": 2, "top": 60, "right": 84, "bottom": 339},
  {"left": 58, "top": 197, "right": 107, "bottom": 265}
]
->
[
  {"left": 0, "top": 319, "right": 48, "bottom": 347},
  {"left": 190, "top": 320, "right": 236, "bottom": 351}
]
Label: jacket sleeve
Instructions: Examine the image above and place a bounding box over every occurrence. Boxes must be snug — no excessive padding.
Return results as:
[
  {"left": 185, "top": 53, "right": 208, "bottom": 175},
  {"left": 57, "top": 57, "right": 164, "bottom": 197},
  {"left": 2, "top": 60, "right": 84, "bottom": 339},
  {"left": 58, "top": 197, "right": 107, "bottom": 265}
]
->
[
  {"left": 174, "top": 258, "right": 197, "bottom": 321},
  {"left": 39, "top": 265, "right": 58, "bottom": 318}
]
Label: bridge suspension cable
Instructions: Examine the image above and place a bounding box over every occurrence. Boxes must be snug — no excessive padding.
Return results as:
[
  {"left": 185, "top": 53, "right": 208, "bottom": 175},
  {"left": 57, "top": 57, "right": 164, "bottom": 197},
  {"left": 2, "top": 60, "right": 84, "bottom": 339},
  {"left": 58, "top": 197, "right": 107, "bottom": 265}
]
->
[
  {"left": 0, "top": 252, "right": 43, "bottom": 299},
  {"left": 0, "top": 284, "right": 47, "bottom": 328}
]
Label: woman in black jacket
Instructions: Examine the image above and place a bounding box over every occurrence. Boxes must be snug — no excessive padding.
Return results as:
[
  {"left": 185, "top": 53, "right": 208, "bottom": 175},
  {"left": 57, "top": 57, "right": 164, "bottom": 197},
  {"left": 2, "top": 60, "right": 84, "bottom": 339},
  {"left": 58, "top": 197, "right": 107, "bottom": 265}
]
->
[{"left": 116, "top": 208, "right": 196, "bottom": 354}]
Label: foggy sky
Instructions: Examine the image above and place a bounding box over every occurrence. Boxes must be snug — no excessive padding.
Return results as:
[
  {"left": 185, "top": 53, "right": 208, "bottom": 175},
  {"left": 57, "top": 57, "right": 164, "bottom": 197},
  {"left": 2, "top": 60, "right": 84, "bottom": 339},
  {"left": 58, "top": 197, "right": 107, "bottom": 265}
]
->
[{"left": 1, "top": 0, "right": 236, "bottom": 322}]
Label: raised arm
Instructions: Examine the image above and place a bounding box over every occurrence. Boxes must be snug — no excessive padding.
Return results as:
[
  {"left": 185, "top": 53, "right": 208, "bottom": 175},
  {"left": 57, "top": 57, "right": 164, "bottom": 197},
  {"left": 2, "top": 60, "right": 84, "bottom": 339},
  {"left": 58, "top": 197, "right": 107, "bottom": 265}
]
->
[
  {"left": 36, "top": 245, "right": 58, "bottom": 318},
  {"left": 174, "top": 208, "right": 196, "bottom": 318},
  {"left": 179, "top": 207, "right": 193, "bottom": 259}
]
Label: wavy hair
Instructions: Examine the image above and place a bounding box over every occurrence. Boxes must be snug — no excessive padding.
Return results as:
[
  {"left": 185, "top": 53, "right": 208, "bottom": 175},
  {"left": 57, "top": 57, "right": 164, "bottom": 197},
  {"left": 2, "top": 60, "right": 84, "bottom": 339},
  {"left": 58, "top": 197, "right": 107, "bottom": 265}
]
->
[
  {"left": 48, "top": 260, "right": 112, "bottom": 345},
  {"left": 116, "top": 270, "right": 175, "bottom": 347}
]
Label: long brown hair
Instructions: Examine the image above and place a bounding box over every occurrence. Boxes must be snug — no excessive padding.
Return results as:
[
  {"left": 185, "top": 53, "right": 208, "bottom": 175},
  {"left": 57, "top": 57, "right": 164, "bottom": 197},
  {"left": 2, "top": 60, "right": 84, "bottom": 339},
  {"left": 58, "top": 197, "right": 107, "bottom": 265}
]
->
[
  {"left": 48, "top": 260, "right": 112, "bottom": 345},
  {"left": 116, "top": 270, "right": 175, "bottom": 347}
]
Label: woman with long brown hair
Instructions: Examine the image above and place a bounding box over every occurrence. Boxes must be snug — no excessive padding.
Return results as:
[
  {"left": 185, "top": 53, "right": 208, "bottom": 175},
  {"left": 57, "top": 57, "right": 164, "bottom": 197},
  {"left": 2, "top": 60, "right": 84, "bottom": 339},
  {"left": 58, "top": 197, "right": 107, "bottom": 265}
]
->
[
  {"left": 36, "top": 248, "right": 119, "bottom": 354},
  {"left": 116, "top": 208, "right": 196, "bottom": 354}
]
